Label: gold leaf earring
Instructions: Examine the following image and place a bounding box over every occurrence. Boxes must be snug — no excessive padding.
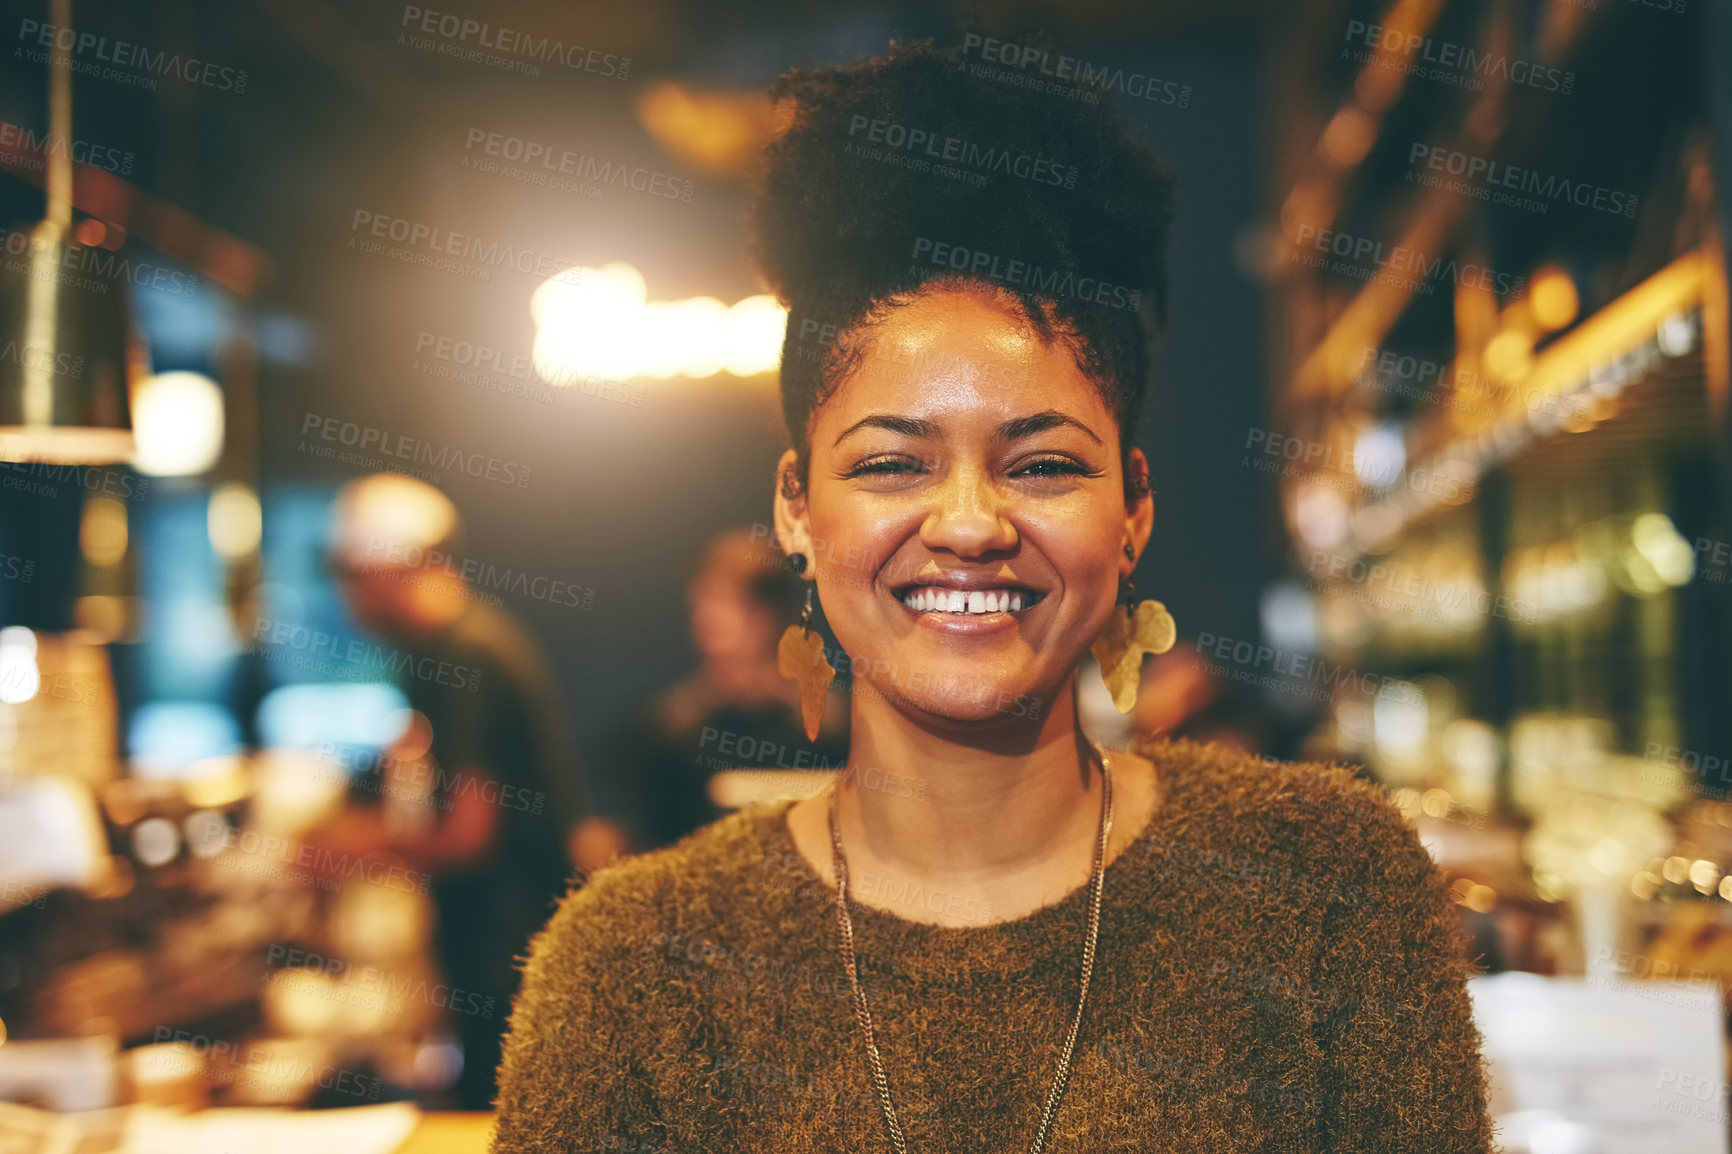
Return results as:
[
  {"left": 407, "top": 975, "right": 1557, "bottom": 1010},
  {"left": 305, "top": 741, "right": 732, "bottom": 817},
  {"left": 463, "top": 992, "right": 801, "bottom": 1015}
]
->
[
  {"left": 1091, "top": 543, "right": 1176, "bottom": 713},
  {"left": 778, "top": 553, "right": 835, "bottom": 741}
]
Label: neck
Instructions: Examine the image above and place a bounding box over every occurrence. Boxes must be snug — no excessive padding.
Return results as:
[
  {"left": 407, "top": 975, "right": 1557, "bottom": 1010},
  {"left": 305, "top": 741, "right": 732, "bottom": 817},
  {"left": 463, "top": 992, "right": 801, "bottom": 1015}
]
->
[{"left": 836, "top": 674, "right": 1105, "bottom": 881}]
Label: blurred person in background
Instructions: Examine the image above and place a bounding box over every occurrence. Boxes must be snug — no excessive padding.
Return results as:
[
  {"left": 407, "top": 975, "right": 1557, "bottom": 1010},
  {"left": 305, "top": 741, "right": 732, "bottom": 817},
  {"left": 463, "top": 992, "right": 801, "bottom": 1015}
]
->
[
  {"left": 612, "top": 526, "right": 847, "bottom": 850},
  {"left": 1134, "top": 646, "right": 1268, "bottom": 755},
  {"left": 310, "top": 472, "right": 626, "bottom": 1110}
]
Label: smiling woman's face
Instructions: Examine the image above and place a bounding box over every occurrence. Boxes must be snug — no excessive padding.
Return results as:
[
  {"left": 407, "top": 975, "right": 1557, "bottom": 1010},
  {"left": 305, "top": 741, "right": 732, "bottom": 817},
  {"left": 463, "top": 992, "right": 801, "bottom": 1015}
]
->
[{"left": 775, "top": 283, "right": 1153, "bottom": 726}]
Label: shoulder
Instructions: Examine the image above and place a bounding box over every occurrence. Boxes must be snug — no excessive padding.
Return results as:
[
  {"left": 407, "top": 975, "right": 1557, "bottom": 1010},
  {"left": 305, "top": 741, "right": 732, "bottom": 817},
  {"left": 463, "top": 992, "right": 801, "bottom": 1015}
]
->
[
  {"left": 449, "top": 604, "right": 557, "bottom": 684},
  {"left": 1128, "top": 736, "right": 1437, "bottom": 902}
]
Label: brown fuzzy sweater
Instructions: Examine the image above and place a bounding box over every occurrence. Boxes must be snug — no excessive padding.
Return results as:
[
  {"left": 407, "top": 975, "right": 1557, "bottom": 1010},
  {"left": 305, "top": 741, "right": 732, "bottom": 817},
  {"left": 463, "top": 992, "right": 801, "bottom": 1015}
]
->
[{"left": 491, "top": 738, "right": 1497, "bottom": 1152}]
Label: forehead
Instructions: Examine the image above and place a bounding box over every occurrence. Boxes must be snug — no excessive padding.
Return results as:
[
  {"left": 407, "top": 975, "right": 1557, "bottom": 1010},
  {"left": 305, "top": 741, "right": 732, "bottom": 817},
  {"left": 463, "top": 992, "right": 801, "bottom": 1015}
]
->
[{"left": 813, "top": 285, "right": 1110, "bottom": 432}]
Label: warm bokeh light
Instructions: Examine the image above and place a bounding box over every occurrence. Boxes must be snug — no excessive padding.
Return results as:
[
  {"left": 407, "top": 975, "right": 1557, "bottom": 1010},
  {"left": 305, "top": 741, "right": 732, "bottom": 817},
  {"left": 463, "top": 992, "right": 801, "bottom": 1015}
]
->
[
  {"left": 531, "top": 263, "right": 786, "bottom": 384},
  {"left": 1630, "top": 512, "right": 1694, "bottom": 588},
  {"left": 80, "top": 496, "right": 128, "bottom": 567},
  {"left": 635, "top": 82, "right": 791, "bottom": 178},
  {"left": 208, "top": 482, "right": 262, "bottom": 560},
  {"left": 0, "top": 627, "right": 39, "bottom": 705},
  {"left": 1529, "top": 266, "right": 1580, "bottom": 331},
  {"left": 131, "top": 371, "right": 224, "bottom": 476},
  {"left": 1484, "top": 330, "right": 1535, "bottom": 381}
]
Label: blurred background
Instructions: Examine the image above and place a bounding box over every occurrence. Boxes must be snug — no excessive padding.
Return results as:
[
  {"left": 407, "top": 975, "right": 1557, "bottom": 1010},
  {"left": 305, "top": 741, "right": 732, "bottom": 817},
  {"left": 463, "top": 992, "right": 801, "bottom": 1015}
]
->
[{"left": 0, "top": 0, "right": 1726, "bottom": 1149}]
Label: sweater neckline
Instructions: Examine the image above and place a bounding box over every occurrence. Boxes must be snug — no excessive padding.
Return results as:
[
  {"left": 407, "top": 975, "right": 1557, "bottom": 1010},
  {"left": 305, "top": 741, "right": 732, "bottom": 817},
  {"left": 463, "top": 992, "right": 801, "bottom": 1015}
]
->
[{"left": 752, "top": 742, "right": 1184, "bottom": 984}]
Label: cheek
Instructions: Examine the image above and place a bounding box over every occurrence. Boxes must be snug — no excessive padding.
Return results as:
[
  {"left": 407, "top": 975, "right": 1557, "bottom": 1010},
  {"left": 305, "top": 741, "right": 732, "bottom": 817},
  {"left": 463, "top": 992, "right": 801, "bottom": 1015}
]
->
[
  {"left": 808, "top": 504, "right": 908, "bottom": 589},
  {"left": 1023, "top": 512, "right": 1123, "bottom": 590}
]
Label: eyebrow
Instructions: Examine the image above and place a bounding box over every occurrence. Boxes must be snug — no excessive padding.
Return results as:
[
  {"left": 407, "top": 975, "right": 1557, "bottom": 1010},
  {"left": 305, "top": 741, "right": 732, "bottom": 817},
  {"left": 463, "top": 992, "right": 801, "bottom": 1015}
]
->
[{"left": 832, "top": 409, "right": 1103, "bottom": 447}]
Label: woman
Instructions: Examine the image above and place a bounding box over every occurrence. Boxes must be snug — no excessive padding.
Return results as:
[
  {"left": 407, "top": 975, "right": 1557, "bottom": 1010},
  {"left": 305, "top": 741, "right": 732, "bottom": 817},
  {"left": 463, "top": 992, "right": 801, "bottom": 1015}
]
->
[{"left": 493, "top": 36, "right": 1495, "bottom": 1152}]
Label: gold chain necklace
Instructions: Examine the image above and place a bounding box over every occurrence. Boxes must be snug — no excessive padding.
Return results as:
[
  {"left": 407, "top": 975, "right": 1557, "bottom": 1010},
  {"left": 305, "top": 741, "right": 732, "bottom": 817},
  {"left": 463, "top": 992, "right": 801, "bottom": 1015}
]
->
[{"left": 825, "top": 739, "right": 1115, "bottom": 1154}]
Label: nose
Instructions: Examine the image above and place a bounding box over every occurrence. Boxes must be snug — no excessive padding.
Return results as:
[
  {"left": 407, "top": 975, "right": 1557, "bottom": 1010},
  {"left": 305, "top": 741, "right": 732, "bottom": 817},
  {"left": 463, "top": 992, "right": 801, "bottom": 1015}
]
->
[{"left": 918, "top": 465, "right": 1018, "bottom": 558}]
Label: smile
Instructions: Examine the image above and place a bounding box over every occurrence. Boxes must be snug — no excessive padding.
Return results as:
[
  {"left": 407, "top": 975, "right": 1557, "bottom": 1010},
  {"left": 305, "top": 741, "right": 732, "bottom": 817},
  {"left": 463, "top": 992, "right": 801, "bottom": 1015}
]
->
[{"left": 895, "top": 585, "right": 1047, "bottom": 615}]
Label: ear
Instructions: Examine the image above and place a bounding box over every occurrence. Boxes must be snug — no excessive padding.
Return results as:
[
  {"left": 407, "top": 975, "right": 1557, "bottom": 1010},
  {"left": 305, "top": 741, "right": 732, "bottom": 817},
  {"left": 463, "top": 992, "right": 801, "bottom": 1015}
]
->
[
  {"left": 772, "top": 448, "right": 814, "bottom": 577},
  {"left": 1122, "top": 447, "right": 1154, "bottom": 577}
]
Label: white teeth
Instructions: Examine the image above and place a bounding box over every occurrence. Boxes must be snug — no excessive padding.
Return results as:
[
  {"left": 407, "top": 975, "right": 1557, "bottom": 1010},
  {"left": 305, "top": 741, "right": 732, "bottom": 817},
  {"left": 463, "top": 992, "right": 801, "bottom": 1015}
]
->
[{"left": 899, "top": 587, "right": 1038, "bottom": 614}]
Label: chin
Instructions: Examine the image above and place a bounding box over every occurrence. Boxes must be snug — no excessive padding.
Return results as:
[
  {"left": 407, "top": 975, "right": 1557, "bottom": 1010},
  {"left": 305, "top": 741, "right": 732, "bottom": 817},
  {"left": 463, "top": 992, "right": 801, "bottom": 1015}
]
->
[{"left": 856, "top": 666, "right": 1049, "bottom": 726}]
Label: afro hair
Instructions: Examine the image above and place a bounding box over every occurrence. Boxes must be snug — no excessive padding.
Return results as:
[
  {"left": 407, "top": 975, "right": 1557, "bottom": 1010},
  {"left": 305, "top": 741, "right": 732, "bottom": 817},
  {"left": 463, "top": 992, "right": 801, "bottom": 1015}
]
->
[{"left": 748, "top": 33, "right": 1175, "bottom": 499}]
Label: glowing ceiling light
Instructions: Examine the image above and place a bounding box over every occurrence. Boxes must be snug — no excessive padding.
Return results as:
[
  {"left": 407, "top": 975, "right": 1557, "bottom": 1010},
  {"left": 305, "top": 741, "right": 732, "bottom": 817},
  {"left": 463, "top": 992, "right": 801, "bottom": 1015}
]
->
[
  {"left": 132, "top": 371, "right": 224, "bottom": 476},
  {"left": 531, "top": 264, "right": 786, "bottom": 385}
]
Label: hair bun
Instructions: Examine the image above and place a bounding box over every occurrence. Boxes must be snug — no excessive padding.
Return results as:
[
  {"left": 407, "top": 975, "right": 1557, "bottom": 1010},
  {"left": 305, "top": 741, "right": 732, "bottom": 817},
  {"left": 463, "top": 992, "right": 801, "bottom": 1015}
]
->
[{"left": 749, "top": 34, "right": 1175, "bottom": 495}]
